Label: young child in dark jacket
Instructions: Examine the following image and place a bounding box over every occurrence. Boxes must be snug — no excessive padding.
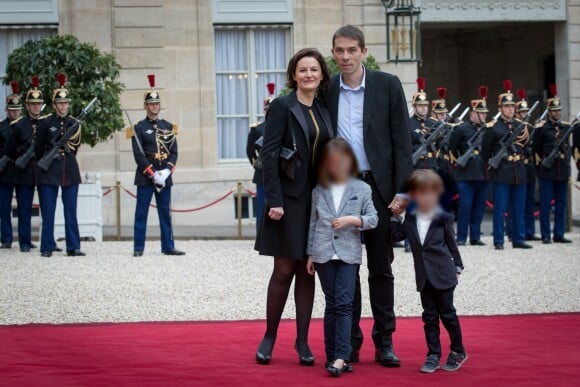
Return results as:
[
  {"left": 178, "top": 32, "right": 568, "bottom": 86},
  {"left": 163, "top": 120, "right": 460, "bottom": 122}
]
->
[
  {"left": 391, "top": 169, "right": 467, "bottom": 373},
  {"left": 306, "top": 138, "right": 378, "bottom": 377}
]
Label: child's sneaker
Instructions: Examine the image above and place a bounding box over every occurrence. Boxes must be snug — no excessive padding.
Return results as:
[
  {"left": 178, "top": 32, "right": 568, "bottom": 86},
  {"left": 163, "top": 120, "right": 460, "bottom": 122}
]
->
[
  {"left": 420, "top": 354, "right": 440, "bottom": 373},
  {"left": 442, "top": 351, "right": 468, "bottom": 371}
]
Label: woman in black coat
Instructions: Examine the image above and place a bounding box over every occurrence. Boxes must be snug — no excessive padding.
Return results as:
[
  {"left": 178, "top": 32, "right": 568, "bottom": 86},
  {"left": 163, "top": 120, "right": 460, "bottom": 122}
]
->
[{"left": 255, "top": 48, "right": 333, "bottom": 365}]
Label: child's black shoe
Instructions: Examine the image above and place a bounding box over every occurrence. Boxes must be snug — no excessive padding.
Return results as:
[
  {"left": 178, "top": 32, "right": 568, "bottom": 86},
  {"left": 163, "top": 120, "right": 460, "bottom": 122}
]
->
[
  {"left": 442, "top": 351, "right": 468, "bottom": 371},
  {"left": 420, "top": 354, "right": 440, "bottom": 373}
]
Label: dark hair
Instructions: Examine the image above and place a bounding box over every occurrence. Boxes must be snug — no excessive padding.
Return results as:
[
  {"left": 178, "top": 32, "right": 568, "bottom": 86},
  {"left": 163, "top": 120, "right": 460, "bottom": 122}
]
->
[
  {"left": 332, "top": 25, "right": 366, "bottom": 50},
  {"left": 286, "top": 48, "right": 331, "bottom": 91},
  {"left": 318, "top": 138, "right": 359, "bottom": 187},
  {"left": 407, "top": 169, "right": 444, "bottom": 194}
]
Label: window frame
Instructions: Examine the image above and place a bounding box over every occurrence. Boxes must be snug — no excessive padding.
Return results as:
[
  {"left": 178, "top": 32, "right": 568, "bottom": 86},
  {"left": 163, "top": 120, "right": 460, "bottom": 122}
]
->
[{"left": 214, "top": 24, "right": 292, "bottom": 162}]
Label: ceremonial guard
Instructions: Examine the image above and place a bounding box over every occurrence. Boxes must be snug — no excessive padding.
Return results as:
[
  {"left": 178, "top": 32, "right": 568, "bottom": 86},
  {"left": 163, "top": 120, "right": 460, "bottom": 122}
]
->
[
  {"left": 515, "top": 89, "right": 540, "bottom": 241},
  {"left": 533, "top": 85, "right": 572, "bottom": 244},
  {"left": 35, "top": 73, "right": 84, "bottom": 257},
  {"left": 8, "top": 76, "right": 44, "bottom": 252},
  {"left": 410, "top": 78, "right": 438, "bottom": 171},
  {"left": 0, "top": 81, "right": 22, "bottom": 248},
  {"left": 449, "top": 86, "right": 490, "bottom": 246},
  {"left": 246, "top": 83, "right": 275, "bottom": 230},
  {"left": 129, "top": 74, "right": 184, "bottom": 257},
  {"left": 481, "top": 80, "right": 532, "bottom": 250},
  {"left": 432, "top": 87, "right": 456, "bottom": 213}
]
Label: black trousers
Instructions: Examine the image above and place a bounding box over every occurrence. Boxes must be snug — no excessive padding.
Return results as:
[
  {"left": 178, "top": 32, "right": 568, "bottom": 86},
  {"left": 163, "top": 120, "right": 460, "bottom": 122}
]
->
[
  {"left": 352, "top": 175, "right": 396, "bottom": 350},
  {"left": 420, "top": 281, "right": 464, "bottom": 357}
]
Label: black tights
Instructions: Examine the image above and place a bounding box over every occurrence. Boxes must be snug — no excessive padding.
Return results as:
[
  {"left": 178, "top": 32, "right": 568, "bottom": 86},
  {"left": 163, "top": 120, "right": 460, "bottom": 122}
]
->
[{"left": 264, "top": 257, "right": 315, "bottom": 345}]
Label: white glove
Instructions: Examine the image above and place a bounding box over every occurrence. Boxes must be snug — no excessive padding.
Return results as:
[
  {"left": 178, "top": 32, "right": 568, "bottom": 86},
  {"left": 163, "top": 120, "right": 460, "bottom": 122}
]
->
[
  {"left": 158, "top": 168, "right": 171, "bottom": 183},
  {"left": 153, "top": 174, "right": 165, "bottom": 188}
]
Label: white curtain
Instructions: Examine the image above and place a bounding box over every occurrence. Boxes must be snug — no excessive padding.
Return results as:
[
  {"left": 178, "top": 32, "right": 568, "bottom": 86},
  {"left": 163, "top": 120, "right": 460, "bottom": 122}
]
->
[
  {"left": 215, "top": 28, "right": 288, "bottom": 159},
  {"left": 0, "top": 28, "right": 55, "bottom": 112}
]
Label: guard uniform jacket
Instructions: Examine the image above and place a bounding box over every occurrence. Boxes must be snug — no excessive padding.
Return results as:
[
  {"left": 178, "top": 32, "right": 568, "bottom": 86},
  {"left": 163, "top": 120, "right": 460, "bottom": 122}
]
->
[
  {"left": 449, "top": 120, "right": 488, "bottom": 182},
  {"left": 8, "top": 115, "right": 41, "bottom": 186},
  {"left": 0, "top": 118, "right": 15, "bottom": 185},
  {"left": 246, "top": 121, "right": 264, "bottom": 185},
  {"left": 34, "top": 113, "right": 81, "bottom": 187},
  {"left": 481, "top": 117, "right": 527, "bottom": 185},
  {"left": 132, "top": 117, "right": 178, "bottom": 187},
  {"left": 533, "top": 120, "right": 571, "bottom": 182},
  {"left": 410, "top": 114, "right": 438, "bottom": 171}
]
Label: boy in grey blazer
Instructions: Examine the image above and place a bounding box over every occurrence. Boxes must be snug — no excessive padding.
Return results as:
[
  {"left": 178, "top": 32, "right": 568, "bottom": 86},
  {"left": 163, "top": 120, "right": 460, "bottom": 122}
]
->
[{"left": 306, "top": 138, "right": 378, "bottom": 376}]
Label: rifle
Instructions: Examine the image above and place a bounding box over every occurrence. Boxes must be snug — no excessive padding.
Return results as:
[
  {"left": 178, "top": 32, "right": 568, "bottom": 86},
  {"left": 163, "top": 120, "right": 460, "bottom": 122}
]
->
[
  {"left": 488, "top": 100, "right": 539, "bottom": 170},
  {"left": 14, "top": 104, "right": 47, "bottom": 170},
  {"left": 439, "top": 107, "right": 470, "bottom": 154},
  {"left": 125, "top": 110, "right": 163, "bottom": 192},
  {"left": 412, "top": 103, "right": 461, "bottom": 165},
  {"left": 456, "top": 112, "right": 501, "bottom": 168},
  {"left": 541, "top": 112, "right": 580, "bottom": 169},
  {"left": 37, "top": 98, "right": 97, "bottom": 172}
]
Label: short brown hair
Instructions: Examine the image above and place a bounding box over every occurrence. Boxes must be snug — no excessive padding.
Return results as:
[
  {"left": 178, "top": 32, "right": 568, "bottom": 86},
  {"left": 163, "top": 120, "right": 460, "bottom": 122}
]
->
[
  {"left": 332, "top": 25, "right": 366, "bottom": 50},
  {"left": 318, "top": 138, "right": 359, "bottom": 187},
  {"left": 407, "top": 169, "right": 444, "bottom": 194},
  {"left": 286, "top": 48, "right": 331, "bottom": 91}
]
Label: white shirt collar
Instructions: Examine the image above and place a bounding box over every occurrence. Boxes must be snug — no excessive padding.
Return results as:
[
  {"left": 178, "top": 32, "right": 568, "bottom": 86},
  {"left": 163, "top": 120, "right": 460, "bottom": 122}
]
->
[{"left": 339, "top": 66, "right": 366, "bottom": 91}]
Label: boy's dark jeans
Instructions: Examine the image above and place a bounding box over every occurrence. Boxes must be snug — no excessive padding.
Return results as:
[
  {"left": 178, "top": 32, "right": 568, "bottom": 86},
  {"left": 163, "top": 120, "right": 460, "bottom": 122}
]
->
[
  {"left": 315, "top": 260, "right": 358, "bottom": 361},
  {"left": 420, "top": 281, "right": 465, "bottom": 357}
]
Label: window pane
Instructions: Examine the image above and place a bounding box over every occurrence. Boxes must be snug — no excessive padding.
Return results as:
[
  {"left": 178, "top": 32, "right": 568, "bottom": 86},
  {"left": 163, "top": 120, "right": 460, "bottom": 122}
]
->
[
  {"left": 255, "top": 72, "right": 286, "bottom": 117},
  {"left": 216, "top": 74, "right": 248, "bottom": 116},
  {"left": 255, "top": 30, "right": 287, "bottom": 71},
  {"left": 217, "top": 117, "right": 249, "bottom": 159},
  {"left": 215, "top": 30, "right": 247, "bottom": 71}
]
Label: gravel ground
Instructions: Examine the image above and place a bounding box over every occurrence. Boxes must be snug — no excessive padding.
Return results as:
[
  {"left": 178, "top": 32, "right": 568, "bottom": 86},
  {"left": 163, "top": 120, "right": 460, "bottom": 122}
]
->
[{"left": 1, "top": 234, "right": 579, "bottom": 325}]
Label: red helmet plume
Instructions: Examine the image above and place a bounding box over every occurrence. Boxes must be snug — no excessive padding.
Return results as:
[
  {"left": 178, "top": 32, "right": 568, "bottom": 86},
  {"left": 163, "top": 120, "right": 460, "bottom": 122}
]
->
[
  {"left": 31, "top": 75, "right": 40, "bottom": 89},
  {"left": 10, "top": 81, "right": 18, "bottom": 94},
  {"left": 57, "top": 73, "right": 66, "bottom": 88},
  {"left": 436, "top": 87, "right": 446, "bottom": 99},
  {"left": 266, "top": 82, "right": 275, "bottom": 95},
  {"left": 479, "top": 85, "right": 488, "bottom": 99},
  {"left": 549, "top": 84, "right": 558, "bottom": 97},
  {"left": 517, "top": 88, "right": 526, "bottom": 100},
  {"left": 147, "top": 74, "right": 155, "bottom": 88},
  {"left": 502, "top": 80, "right": 512, "bottom": 92},
  {"left": 416, "top": 77, "right": 426, "bottom": 92}
]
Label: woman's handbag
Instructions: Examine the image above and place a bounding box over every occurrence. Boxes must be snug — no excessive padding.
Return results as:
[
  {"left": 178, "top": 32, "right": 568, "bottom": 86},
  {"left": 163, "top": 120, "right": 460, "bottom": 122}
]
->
[{"left": 254, "top": 128, "right": 300, "bottom": 180}]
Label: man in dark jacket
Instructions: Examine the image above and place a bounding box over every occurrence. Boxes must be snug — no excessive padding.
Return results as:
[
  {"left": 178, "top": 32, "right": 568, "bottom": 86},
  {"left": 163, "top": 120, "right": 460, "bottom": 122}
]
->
[
  {"left": 481, "top": 80, "right": 532, "bottom": 250},
  {"left": 0, "top": 81, "right": 22, "bottom": 248},
  {"left": 323, "top": 25, "right": 412, "bottom": 367},
  {"left": 533, "top": 84, "right": 572, "bottom": 244},
  {"left": 449, "top": 86, "right": 490, "bottom": 246},
  {"left": 129, "top": 75, "right": 184, "bottom": 257}
]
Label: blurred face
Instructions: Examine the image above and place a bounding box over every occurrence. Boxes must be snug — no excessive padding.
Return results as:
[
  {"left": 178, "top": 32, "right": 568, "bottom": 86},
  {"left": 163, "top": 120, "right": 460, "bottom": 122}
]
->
[
  {"left": 26, "top": 102, "right": 43, "bottom": 118},
  {"left": 54, "top": 101, "right": 69, "bottom": 116},
  {"left": 326, "top": 151, "right": 353, "bottom": 184},
  {"left": 293, "top": 56, "right": 323, "bottom": 93},
  {"left": 415, "top": 104, "right": 428, "bottom": 118},
  {"left": 500, "top": 105, "right": 515, "bottom": 120},
  {"left": 434, "top": 112, "right": 447, "bottom": 122},
  {"left": 549, "top": 110, "right": 562, "bottom": 121},
  {"left": 332, "top": 37, "right": 367, "bottom": 77},
  {"left": 412, "top": 189, "right": 440, "bottom": 214},
  {"left": 6, "top": 109, "right": 21, "bottom": 121},
  {"left": 471, "top": 111, "right": 487, "bottom": 124},
  {"left": 145, "top": 102, "right": 161, "bottom": 117},
  {"left": 517, "top": 111, "right": 528, "bottom": 120}
]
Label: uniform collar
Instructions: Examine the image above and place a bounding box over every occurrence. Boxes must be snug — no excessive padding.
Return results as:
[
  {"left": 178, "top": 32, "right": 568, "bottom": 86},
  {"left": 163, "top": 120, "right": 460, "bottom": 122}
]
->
[{"left": 339, "top": 66, "right": 366, "bottom": 91}]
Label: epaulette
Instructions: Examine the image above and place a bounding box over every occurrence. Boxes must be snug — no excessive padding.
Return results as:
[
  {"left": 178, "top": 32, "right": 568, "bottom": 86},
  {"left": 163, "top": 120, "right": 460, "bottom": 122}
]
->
[
  {"left": 39, "top": 113, "right": 52, "bottom": 119},
  {"left": 561, "top": 121, "right": 571, "bottom": 126},
  {"left": 250, "top": 122, "right": 260, "bottom": 129},
  {"left": 172, "top": 123, "right": 179, "bottom": 135},
  {"left": 575, "top": 148, "right": 580, "bottom": 161},
  {"left": 126, "top": 126, "right": 134, "bottom": 139},
  {"left": 10, "top": 116, "right": 24, "bottom": 125},
  {"left": 485, "top": 121, "right": 495, "bottom": 128},
  {"left": 535, "top": 120, "right": 545, "bottom": 128},
  {"left": 514, "top": 118, "right": 523, "bottom": 123}
]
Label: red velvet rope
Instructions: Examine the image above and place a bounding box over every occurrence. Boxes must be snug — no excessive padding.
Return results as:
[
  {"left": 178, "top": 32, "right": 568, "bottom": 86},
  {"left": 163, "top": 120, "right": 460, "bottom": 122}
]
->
[{"left": 121, "top": 187, "right": 233, "bottom": 213}]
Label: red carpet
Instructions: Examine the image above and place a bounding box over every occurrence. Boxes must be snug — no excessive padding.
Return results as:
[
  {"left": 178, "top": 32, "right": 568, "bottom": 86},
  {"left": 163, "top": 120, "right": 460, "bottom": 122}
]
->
[{"left": 1, "top": 314, "right": 579, "bottom": 386}]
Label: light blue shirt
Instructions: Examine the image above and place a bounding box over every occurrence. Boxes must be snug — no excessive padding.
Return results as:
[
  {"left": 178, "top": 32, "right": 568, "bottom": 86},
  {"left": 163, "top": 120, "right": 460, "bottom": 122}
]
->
[{"left": 337, "top": 69, "right": 370, "bottom": 171}]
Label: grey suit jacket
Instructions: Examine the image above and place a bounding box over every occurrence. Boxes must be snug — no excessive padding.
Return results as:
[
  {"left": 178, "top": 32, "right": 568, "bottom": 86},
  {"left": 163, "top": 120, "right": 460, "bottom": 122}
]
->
[{"left": 307, "top": 179, "right": 378, "bottom": 264}]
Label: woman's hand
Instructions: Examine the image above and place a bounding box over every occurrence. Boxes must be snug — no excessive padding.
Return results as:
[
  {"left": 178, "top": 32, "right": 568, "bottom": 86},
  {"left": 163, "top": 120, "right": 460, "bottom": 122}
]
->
[
  {"left": 268, "top": 207, "right": 284, "bottom": 221},
  {"left": 306, "top": 257, "right": 315, "bottom": 276}
]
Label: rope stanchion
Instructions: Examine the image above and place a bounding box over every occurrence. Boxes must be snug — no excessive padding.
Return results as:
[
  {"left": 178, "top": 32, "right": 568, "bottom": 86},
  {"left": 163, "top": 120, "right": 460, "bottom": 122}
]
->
[
  {"left": 102, "top": 186, "right": 116, "bottom": 196},
  {"left": 121, "top": 186, "right": 234, "bottom": 213},
  {"left": 243, "top": 188, "right": 256, "bottom": 197}
]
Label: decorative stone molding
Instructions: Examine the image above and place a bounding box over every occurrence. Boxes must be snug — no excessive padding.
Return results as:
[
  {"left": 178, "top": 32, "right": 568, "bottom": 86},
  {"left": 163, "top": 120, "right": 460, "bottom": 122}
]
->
[{"left": 418, "top": 0, "right": 566, "bottom": 22}]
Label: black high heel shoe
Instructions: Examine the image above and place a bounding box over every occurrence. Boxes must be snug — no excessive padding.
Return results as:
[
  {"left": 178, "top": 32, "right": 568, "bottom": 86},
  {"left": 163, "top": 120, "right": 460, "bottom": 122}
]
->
[
  {"left": 256, "top": 336, "right": 275, "bottom": 365},
  {"left": 295, "top": 340, "right": 315, "bottom": 366},
  {"left": 326, "top": 361, "right": 353, "bottom": 377}
]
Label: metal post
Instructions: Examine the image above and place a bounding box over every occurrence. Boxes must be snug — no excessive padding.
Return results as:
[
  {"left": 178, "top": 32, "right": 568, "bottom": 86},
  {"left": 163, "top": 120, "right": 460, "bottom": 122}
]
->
[
  {"left": 116, "top": 180, "right": 121, "bottom": 241},
  {"left": 236, "top": 181, "right": 243, "bottom": 239}
]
